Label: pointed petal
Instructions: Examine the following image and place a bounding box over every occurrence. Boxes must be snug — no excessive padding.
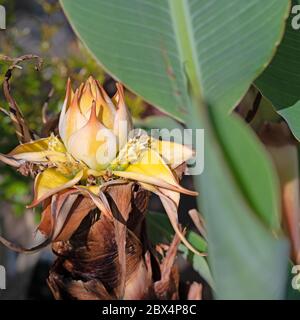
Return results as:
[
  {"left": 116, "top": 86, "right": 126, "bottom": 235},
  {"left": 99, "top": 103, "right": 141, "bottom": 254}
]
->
[
  {"left": 68, "top": 102, "right": 116, "bottom": 170},
  {"left": 28, "top": 168, "right": 83, "bottom": 208},
  {"left": 113, "top": 83, "right": 133, "bottom": 148},
  {"left": 95, "top": 80, "right": 116, "bottom": 129},
  {"left": 82, "top": 78, "right": 116, "bottom": 130},
  {"left": 88, "top": 76, "right": 98, "bottom": 97},
  {"left": 113, "top": 149, "right": 197, "bottom": 196},
  {"left": 60, "top": 89, "right": 88, "bottom": 146},
  {"left": 151, "top": 138, "right": 195, "bottom": 168},
  {"left": 78, "top": 79, "right": 95, "bottom": 115},
  {"left": 58, "top": 78, "right": 73, "bottom": 139}
]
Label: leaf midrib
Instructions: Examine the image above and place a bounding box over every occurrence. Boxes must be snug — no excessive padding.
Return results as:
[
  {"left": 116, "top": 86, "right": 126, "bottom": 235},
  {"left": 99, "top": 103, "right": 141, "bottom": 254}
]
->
[{"left": 168, "top": 0, "right": 203, "bottom": 104}]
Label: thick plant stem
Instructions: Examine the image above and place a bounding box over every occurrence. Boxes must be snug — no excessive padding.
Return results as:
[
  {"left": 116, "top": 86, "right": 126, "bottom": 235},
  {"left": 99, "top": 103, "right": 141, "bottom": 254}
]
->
[{"left": 47, "top": 183, "right": 183, "bottom": 300}]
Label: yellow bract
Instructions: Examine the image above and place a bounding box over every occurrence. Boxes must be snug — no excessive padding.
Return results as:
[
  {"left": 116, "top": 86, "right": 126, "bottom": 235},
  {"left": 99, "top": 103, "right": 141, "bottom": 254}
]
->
[
  {"left": 113, "top": 149, "right": 197, "bottom": 196},
  {"left": 28, "top": 168, "right": 83, "bottom": 208},
  {"left": 8, "top": 136, "right": 67, "bottom": 163}
]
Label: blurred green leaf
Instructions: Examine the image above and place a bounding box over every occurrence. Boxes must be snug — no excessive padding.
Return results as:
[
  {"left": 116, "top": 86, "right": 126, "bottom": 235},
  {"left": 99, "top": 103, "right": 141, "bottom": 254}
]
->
[
  {"left": 256, "top": 0, "right": 300, "bottom": 140},
  {"left": 192, "top": 106, "right": 289, "bottom": 299},
  {"left": 134, "top": 115, "right": 184, "bottom": 132},
  {"left": 211, "top": 110, "right": 281, "bottom": 230},
  {"left": 60, "top": 0, "right": 289, "bottom": 119},
  {"left": 4, "top": 180, "right": 28, "bottom": 198}
]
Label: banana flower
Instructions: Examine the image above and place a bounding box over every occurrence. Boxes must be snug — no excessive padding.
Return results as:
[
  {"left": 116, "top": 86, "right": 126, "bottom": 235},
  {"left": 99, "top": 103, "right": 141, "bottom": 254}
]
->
[{"left": 0, "top": 77, "right": 200, "bottom": 254}]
